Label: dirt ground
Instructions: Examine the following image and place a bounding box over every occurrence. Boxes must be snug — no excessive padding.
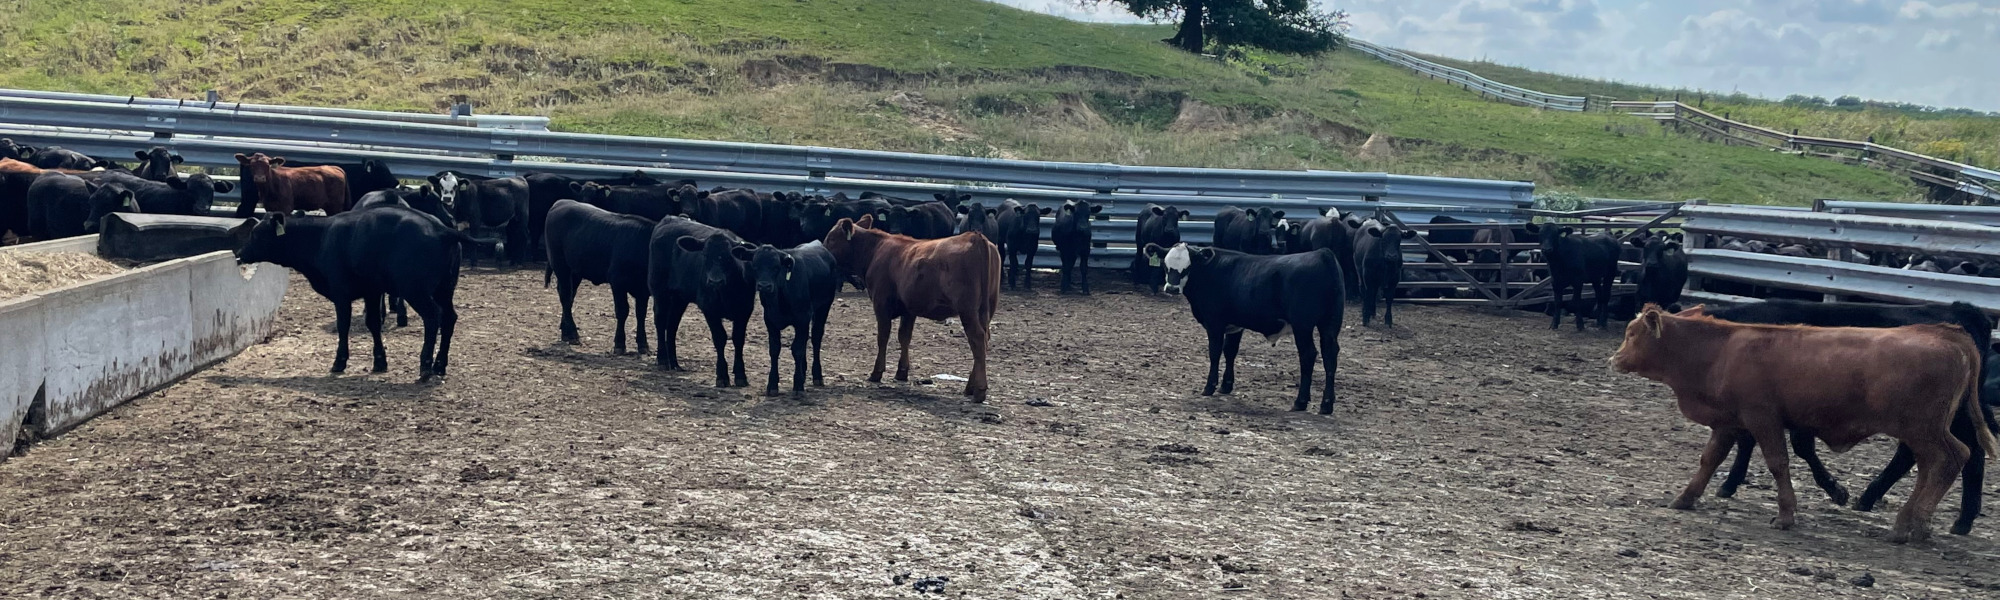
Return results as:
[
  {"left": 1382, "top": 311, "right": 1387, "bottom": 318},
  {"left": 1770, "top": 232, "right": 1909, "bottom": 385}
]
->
[{"left": 3, "top": 266, "right": 1996, "bottom": 599}]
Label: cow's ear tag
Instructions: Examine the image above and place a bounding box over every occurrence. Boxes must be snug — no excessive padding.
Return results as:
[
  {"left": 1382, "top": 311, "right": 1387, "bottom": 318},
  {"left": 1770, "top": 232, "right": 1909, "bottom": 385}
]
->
[
  {"left": 275, "top": 221, "right": 287, "bottom": 236},
  {"left": 1148, "top": 256, "right": 1161, "bottom": 267},
  {"left": 824, "top": 207, "right": 834, "bottom": 216},
  {"left": 845, "top": 227, "right": 855, "bottom": 240},
  {"left": 785, "top": 272, "right": 793, "bottom": 281}
]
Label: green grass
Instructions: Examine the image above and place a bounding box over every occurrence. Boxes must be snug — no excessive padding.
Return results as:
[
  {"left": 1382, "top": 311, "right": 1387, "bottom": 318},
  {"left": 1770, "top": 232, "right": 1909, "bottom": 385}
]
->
[{"left": 0, "top": 0, "right": 1932, "bottom": 205}]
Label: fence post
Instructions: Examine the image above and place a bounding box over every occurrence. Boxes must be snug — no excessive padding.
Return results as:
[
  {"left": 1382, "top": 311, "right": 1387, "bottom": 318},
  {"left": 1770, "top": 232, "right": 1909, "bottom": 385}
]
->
[{"left": 1681, "top": 199, "right": 1709, "bottom": 297}]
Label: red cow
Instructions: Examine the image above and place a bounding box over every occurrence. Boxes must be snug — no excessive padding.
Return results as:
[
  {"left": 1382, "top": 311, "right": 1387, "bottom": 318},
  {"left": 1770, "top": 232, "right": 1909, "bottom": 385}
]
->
[
  {"left": 822, "top": 214, "right": 1000, "bottom": 402},
  {"left": 235, "top": 153, "right": 349, "bottom": 215},
  {"left": 1612, "top": 305, "right": 1995, "bottom": 543}
]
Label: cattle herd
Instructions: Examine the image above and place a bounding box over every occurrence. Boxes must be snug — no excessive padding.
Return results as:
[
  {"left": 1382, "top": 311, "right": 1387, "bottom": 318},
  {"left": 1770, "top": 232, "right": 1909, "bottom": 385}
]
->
[{"left": 4, "top": 139, "right": 1999, "bottom": 545}]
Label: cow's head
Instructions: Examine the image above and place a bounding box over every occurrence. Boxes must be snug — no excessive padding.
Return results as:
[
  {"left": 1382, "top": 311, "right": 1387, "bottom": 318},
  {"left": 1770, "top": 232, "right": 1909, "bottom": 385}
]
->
[
  {"left": 82, "top": 182, "right": 137, "bottom": 233},
  {"left": 679, "top": 233, "right": 756, "bottom": 291},
  {"left": 428, "top": 171, "right": 470, "bottom": 208},
  {"left": 822, "top": 214, "right": 876, "bottom": 265},
  {"left": 1143, "top": 242, "right": 1213, "bottom": 296},
  {"left": 0, "top": 138, "right": 36, "bottom": 161},
  {"left": 232, "top": 212, "right": 293, "bottom": 266},
  {"left": 361, "top": 159, "right": 391, "bottom": 178},
  {"left": 234, "top": 153, "right": 283, "bottom": 184},
  {"left": 1272, "top": 219, "right": 1301, "bottom": 254},
  {"left": 134, "top": 146, "right": 182, "bottom": 180},
  {"left": 163, "top": 173, "right": 234, "bottom": 215},
  {"left": 934, "top": 192, "right": 971, "bottom": 210},
  {"left": 747, "top": 244, "right": 795, "bottom": 296},
  {"left": 1057, "top": 199, "right": 1100, "bottom": 232},
  {"left": 1017, "top": 202, "right": 1055, "bottom": 219},
  {"left": 1361, "top": 222, "right": 1418, "bottom": 258},
  {"left": 955, "top": 202, "right": 998, "bottom": 235},
  {"left": 1522, "top": 222, "right": 1571, "bottom": 255},
  {"left": 1146, "top": 204, "right": 1188, "bottom": 242},
  {"left": 1612, "top": 304, "right": 1690, "bottom": 375},
  {"left": 569, "top": 181, "right": 614, "bottom": 205}
]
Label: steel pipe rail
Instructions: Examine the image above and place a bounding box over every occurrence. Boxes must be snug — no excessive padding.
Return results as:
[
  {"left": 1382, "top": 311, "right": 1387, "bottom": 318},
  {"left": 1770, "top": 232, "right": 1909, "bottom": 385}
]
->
[
  {"left": 1346, "top": 39, "right": 1587, "bottom": 112},
  {"left": 0, "top": 87, "right": 549, "bottom": 130},
  {"left": 1681, "top": 205, "right": 2000, "bottom": 259},
  {"left": 0, "top": 95, "right": 1534, "bottom": 207},
  {"left": 1816, "top": 200, "right": 2000, "bottom": 227},
  {"left": 1688, "top": 249, "right": 2000, "bottom": 313}
]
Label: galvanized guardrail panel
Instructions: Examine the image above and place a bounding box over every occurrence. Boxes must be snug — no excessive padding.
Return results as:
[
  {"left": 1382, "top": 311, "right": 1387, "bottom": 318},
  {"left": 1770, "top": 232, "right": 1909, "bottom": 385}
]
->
[
  {"left": 1346, "top": 39, "right": 1586, "bottom": 111},
  {"left": 1682, "top": 205, "right": 2000, "bottom": 259},
  {"left": 1688, "top": 249, "right": 2000, "bottom": 313},
  {"left": 1818, "top": 200, "right": 2000, "bottom": 227},
  {"left": 0, "top": 87, "right": 549, "bottom": 130}
]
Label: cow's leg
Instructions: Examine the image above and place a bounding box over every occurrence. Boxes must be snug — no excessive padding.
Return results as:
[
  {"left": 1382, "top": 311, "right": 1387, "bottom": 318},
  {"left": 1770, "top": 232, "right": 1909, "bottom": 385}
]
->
[
  {"left": 765, "top": 322, "right": 784, "bottom": 395},
  {"left": 557, "top": 274, "right": 582, "bottom": 344},
  {"left": 1202, "top": 328, "right": 1224, "bottom": 396},
  {"left": 730, "top": 317, "right": 749, "bottom": 387},
  {"left": 404, "top": 294, "right": 443, "bottom": 381},
  {"left": 332, "top": 300, "right": 353, "bottom": 373},
  {"left": 1004, "top": 245, "right": 1018, "bottom": 289},
  {"left": 1855, "top": 445, "right": 1917, "bottom": 512},
  {"left": 1890, "top": 434, "right": 1968, "bottom": 543},
  {"left": 1220, "top": 330, "right": 1244, "bottom": 395},
  {"left": 1950, "top": 414, "right": 1984, "bottom": 536},
  {"left": 1317, "top": 326, "right": 1340, "bottom": 415},
  {"left": 1789, "top": 428, "right": 1850, "bottom": 506},
  {"left": 1672, "top": 428, "right": 1737, "bottom": 510},
  {"left": 961, "top": 318, "right": 990, "bottom": 402},
  {"left": 390, "top": 294, "right": 408, "bottom": 328},
  {"left": 1021, "top": 247, "right": 1036, "bottom": 290},
  {"left": 869, "top": 315, "right": 892, "bottom": 383},
  {"left": 1290, "top": 328, "right": 1316, "bottom": 412},
  {"left": 508, "top": 218, "right": 530, "bottom": 267},
  {"left": 655, "top": 300, "right": 689, "bottom": 371},
  {"left": 610, "top": 289, "right": 630, "bottom": 355},
  {"left": 1593, "top": 275, "right": 1613, "bottom": 329},
  {"left": 1547, "top": 281, "right": 1566, "bottom": 329},
  {"left": 1747, "top": 424, "right": 1797, "bottom": 530},
  {"left": 1717, "top": 432, "right": 1756, "bottom": 498},
  {"left": 705, "top": 315, "right": 730, "bottom": 387},
  {"left": 1079, "top": 247, "right": 1092, "bottom": 295},
  {"left": 632, "top": 293, "right": 650, "bottom": 355},
  {"left": 435, "top": 300, "right": 457, "bottom": 377},
  {"left": 790, "top": 323, "right": 811, "bottom": 393},
  {"left": 1381, "top": 280, "right": 1397, "bottom": 327},
  {"left": 1571, "top": 282, "right": 1588, "bottom": 331},
  {"left": 1359, "top": 279, "right": 1377, "bottom": 326},
  {"left": 894, "top": 314, "right": 916, "bottom": 382},
  {"left": 364, "top": 295, "right": 389, "bottom": 373},
  {"left": 1058, "top": 251, "right": 1074, "bottom": 294},
  {"left": 810, "top": 305, "right": 830, "bottom": 386}
]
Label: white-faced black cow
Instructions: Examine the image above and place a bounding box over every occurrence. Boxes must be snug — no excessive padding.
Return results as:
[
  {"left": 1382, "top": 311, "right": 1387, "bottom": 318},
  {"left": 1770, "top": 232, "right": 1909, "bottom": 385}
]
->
[
  {"left": 1129, "top": 204, "right": 1189, "bottom": 294},
  {"left": 649, "top": 216, "right": 758, "bottom": 387},
  {"left": 1141, "top": 242, "right": 1346, "bottom": 415},
  {"left": 543, "top": 199, "right": 658, "bottom": 355},
  {"left": 1052, "top": 199, "right": 1101, "bottom": 295},
  {"left": 430, "top": 171, "right": 532, "bottom": 266},
  {"left": 1354, "top": 221, "right": 1418, "bottom": 327},
  {"left": 232, "top": 209, "right": 467, "bottom": 381},
  {"left": 997, "top": 198, "right": 1053, "bottom": 290},
  {"left": 747, "top": 242, "right": 840, "bottom": 394},
  {"left": 1523, "top": 222, "right": 1621, "bottom": 330}
]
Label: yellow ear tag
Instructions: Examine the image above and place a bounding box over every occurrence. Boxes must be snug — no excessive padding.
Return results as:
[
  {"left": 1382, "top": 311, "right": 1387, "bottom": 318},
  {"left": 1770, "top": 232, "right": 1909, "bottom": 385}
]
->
[
  {"left": 1148, "top": 256, "right": 1161, "bottom": 267},
  {"left": 824, "top": 207, "right": 834, "bottom": 216},
  {"left": 785, "top": 272, "right": 792, "bottom": 281},
  {"left": 846, "top": 228, "right": 856, "bottom": 240},
  {"left": 275, "top": 221, "right": 287, "bottom": 236}
]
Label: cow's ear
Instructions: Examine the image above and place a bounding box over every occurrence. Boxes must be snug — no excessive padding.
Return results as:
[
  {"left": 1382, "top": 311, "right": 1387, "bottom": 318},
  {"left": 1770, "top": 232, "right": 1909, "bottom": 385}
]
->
[
  {"left": 271, "top": 212, "right": 289, "bottom": 236},
  {"left": 1366, "top": 226, "right": 1384, "bottom": 238},
  {"left": 1012, "top": 205, "right": 1026, "bottom": 215},
  {"left": 1640, "top": 308, "right": 1665, "bottom": 337},
  {"left": 1523, "top": 222, "right": 1541, "bottom": 234},
  {"left": 1677, "top": 304, "right": 1707, "bottom": 317},
  {"left": 1399, "top": 228, "right": 1417, "bottom": 240},
  {"left": 134, "top": 151, "right": 149, "bottom": 161},
  {"left": 730, "top": 243, "right": 756, "bottom": 261},
  {"left": 118, "top": 190, "right": 138, "bottom": 210},
  {"left": 269, "top": 157, "right": 286, "bottom": 166},
  {"left": 855, "top": 213, "right": 876, "bottom": 229},
  {"left": 1271, "top": 210, "right": 1285, "bottom": 220},
  {"left": 170, "top": 154, "right": 183, "bottom": 164},
  {"left": 1559, "top": 227, "right": 1574, "bottom": 236},
  {"left": 1669, "top": 233, "right": 1684, "bottom": 243},
  {"left": 568, "top": 181, "right": 584, "bottom": 193},
  {"left": 166, "top": 176, "right": 188, "bottom": 190},
  {"left": 214, "top": 181, "right": 235, "bottom": 193},
  {"left": 1149, "top": 205, "right": 1164, "bottom": 216},
  {"left": 1179, "top": 209, "right": 1192, "bottom": 219},
  {"left": 1142, "top": 243, "right": 1164, "bottom": 258},
  {"left": 234, "top": 153, "right": 249, "bottom": 162},
  {"left": 985, "top": 208, "right": 997, "bottom": 218},
  {"left": 875, "top": 209, "right": 893, "bottom": 220},
  {"left": 1090, "top": 205, "right": 1103, "bottom": 214},
  {"left": 676, "top": 235, "right": 704, "bottom": 252},
  {"left": 1194, "top": 247, "right": 1216, "bottom": 262},
  {"left": 952, "top": 204, "right": 970, "bottom": 215},
  {"left": 457, "top": 179, "right": 472, "bottom": 190},
  {"left": 779, "top": 254, "right": 795, "bottom": 270}
]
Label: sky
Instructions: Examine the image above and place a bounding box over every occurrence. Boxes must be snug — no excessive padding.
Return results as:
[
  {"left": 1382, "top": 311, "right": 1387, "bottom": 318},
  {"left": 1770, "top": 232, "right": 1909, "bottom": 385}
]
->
[{"left": 988, "top": 1, "right": 2000, "bottom": 112}]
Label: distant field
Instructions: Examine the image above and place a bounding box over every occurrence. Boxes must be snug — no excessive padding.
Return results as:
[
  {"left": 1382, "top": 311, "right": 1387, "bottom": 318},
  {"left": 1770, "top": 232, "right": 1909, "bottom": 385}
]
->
[{"left": 0, "top": 0, "right": 1933, "bottom": 205}]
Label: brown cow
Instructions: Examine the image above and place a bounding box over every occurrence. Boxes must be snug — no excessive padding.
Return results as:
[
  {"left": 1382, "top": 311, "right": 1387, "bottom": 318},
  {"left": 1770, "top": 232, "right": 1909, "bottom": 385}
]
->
[
  {"left": 822, "top": 214, "right": 1000, "bottom": 402},
  {"left": 235, "top": 153, "right": 349, "bottom": 215},
  {"left": 1612, "top": 304, "right": 1995, "bottom": 543}
]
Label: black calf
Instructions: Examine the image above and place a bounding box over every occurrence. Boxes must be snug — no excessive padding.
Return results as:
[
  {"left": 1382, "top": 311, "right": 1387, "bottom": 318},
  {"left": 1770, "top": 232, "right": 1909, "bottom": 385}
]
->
[
  {"left": 998, "top": 198, "right": 1052, "bottom": 290},
  {"left": 1632, "top": 233, "right": 1689, "bottom": 312},
  {"left": 545, "top": 199, "right": 657, "bottom": 355},
  {"left": 1354, "top": 222, "right": 1416, "bottom": 326},
  {"left": 1523, "top": 223, "right": 1619, "bottom": 330},
  {"left": 1142, "top": 243, "right": 1345, "bottom": 415},
  {"left": 1052, "top": 199, "right": 1100, "bottom": 295},
  {"left": 1130, "top": 204, "right": 1187, "bottom": 293},
  {"left": 649, "top": 217, "right": 757, "bottom": 387},
  {"left": 747, "top": 242, "right": 840, "bottom": 394}
]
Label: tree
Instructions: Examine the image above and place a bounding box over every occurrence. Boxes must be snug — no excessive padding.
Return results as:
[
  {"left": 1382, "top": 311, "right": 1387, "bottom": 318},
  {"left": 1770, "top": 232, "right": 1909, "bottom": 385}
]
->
[{"left": 1090, "top": 1, "right": 1350, "bottom": 54}]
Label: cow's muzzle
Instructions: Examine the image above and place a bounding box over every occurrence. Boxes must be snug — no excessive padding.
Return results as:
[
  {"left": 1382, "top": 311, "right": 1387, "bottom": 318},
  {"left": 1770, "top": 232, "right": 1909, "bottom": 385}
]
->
[{"left": 1161, "top": 284, "right": 1183, "bottom": 295}]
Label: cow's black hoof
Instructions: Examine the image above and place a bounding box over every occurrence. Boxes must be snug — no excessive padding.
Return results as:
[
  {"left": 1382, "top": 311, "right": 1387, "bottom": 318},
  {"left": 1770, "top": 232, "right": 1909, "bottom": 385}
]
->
[
  {"left": 561, "top": 337, "right": 580, "bottom": 345},
  {"left": 1828, "top": 487, "right": 1850, "bottom": 507},
  {"left": 1318, "top": 406, "right": 1335, "bottom": 416},
  {"left": 734, "top": 377, "right": 749, "bottom": 387},
  {"left": 1852, "top": 497, "right": 1880, "bottom": 512},
  {"left": 1290, "top": 403, "right": 1308, "bottom": 412},
  {"left": 1716, "top": 486, "right": 1738, "bottom": 499},
  {"left": 1951, "top": 521, "right": 1974, "bottom": 536},
  {"left": 371, "top": 364, "right": 388, "bottom": 374}
]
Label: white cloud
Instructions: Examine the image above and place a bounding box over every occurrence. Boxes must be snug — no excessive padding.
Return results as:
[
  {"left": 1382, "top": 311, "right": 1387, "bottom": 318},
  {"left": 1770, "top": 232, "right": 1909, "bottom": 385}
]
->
[{"left": 981, "top": 0, "right": 2000, "bottom": 111}]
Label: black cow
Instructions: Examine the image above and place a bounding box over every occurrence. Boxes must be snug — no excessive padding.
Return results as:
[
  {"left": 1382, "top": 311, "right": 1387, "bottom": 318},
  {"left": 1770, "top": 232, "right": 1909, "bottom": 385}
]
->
[
  {"left": 1130, "top": 204, "right": 1188, "bottom": 294},
  {"left": 747, "top": 242, "right": 840, "bottom": 394},
  {"left": 1427, "top": 215, "right": 1478, "bottom": 263},
  {"left": 649, "top": 216, "right": 757, "bottom": 387},
  {"left": 1052, "top": 199, "right": 1100, "bottom": 295},
  {"left": 82, "top": 171, "right": 234, "bottom": 216},
  {"left": 876, "top": 201, "right": 957, "bottom": 240},
  {"left": 796, "top": 196, "right": 891, "bottom": 241},
  {"left": 999, "top": 199, "right": 1053, "bottom": 290},
  {"left": 544, "top": 199, "right": 657, "bottom": 355},
  {"left": 231, "top": 209, "right": 466, "bottom": 381},
  {"left": 1213, "top": 207, "right": 1286, "bottom": 255},
  {"left": 1523, "top": 222, "right": 1620, "bottom": 330},
  {"left": 26, "top": 173, "right": 133, "bottom": 238},
  {"left": 0, "top": 139, "right": 33, "bottom": 162},
  {"left": 956, "top": 202, "right": 1001, "bottom": 245},
  {"left": 354, "top": 186, "right": 456, "bottom": 328},
  {"left": 1142, "top": 242, "right": 1345, "bottom": 415},
  {"left": 1354, "top": 222, "right": 1417, "bottom": 327},
  {"left": 522, "top": 171, "right": 669, "bottom": 255},
  {"left": 1632, "top": 233, "right": 1689, "bottom": 312},
  {"left": 27, "top": 146, "right": 99, "bottom": 171},
  {"left": 1284, "top": 208, "right": 1362, "bottom": 295},
  {"left": 571, "top": 181, "right": 683, "bottom": 222},
  {"left": 862, "top": 191, "right": 965, "bottom": 209},
  {"left": 1699, "top": 300, "right": 1995, "bottom": 536},
  {"left": 431, "top": 172, "right": 532, "bottom": 266},
  {"left": 132, "top": 147, "right": 183, "bottom": 182}
]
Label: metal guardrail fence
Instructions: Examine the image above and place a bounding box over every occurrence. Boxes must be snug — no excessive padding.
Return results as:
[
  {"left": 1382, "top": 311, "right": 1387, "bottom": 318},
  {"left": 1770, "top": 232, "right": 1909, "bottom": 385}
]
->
[
  {"left": 0, "top": 88, "right": 549, "bottom": 130},
  {"left": 1816, "top": 200, "right": 2000, "bottom": 227},
  {"left": 1689, "top": 249, "right": 2000, "bottom": 313},
  {"left": 1345, "top": 39, "right": 1588, "bottom": 112}
]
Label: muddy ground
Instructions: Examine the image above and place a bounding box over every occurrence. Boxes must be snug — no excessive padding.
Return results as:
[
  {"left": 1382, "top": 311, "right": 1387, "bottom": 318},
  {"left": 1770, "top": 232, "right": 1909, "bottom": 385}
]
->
[{"left": 2, "top": 266, "right": 1996, "bottom": 599}]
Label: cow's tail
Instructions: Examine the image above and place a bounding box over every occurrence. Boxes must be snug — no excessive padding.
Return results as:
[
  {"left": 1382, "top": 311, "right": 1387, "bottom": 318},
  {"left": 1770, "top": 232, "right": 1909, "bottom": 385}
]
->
[
  {"left": 543, "top": 259, "right": 554, "bottom": 288},
  {"left": 1961, "top": 338, "right": 1999, "bottom": 460}
]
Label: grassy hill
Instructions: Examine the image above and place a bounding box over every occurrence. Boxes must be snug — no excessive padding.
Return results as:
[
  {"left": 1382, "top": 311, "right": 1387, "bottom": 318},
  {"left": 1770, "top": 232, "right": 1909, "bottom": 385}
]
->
[
  {"left": 0, "top": 0, "right": 1931, "bottom": 205},
  {"left": 1414, "top": 52, "right": 2000, "bottom": 171}
]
